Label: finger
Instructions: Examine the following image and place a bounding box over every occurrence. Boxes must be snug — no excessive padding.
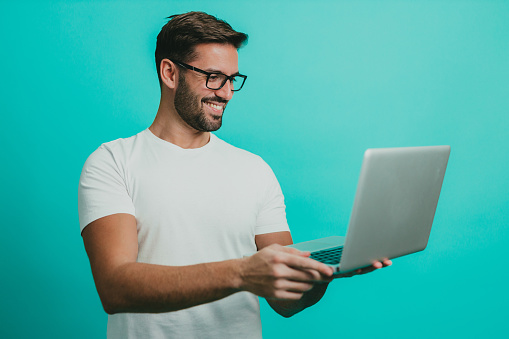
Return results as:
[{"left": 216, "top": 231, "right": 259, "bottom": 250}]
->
[
  {"left": 293, "top": 250, "right": 311, "bottom": 258},
  {"left": 276, "top": 279, "right": 314, "bottom": 293},
  {"left": 277, "top": 264, "right": 331, "bottom": 283},
  {"left": 267, "top": 246, "right": 333, "bottom": 277},
  {"left": 382, "top": 259, "right": 392, "bottom": 267},
  {"left": 300, "top": 268, "right": 334, "bottom": 283},
  {"left": 267, "top": 290, "right": 304, "bottom": 300},
  {"left": 280, "top": 254, "right": 334, "bottom": 277}
]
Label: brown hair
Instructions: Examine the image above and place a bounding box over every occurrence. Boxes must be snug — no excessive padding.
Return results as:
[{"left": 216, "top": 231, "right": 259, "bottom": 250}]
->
[{"left": 155, "top": 11, "right": 248, "bottom": 85}]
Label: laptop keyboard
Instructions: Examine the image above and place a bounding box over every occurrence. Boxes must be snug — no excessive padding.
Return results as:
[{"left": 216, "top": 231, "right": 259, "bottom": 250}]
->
[{"left": 310, "top": 246, "right": 343, "bottom": 264}]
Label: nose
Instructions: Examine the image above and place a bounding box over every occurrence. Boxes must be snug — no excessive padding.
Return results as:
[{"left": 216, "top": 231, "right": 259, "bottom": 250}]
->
[{"left": 214, "top": 80, "right": 234, "bottom": 101}]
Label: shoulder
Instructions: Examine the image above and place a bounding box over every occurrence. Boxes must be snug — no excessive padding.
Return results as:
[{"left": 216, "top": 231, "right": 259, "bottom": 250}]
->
[
  {"left": 96, "top": 131, "right": 142, "bottom": 157},
  {"left": 80, "top": 132, "right": 149, "bottom": 185},
  {"left": 83, "top": 131, "right": 145, "bottom": 168}
]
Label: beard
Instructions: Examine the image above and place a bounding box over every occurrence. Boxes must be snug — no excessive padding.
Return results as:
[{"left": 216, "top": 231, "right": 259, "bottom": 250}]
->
[{"left": 174, "top": 74, "right": 227, "bottom": 132}]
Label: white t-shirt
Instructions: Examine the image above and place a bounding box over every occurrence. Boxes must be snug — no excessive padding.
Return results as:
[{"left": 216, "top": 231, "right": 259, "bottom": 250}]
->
[{"left": 78, "top": 129, "right": 289, "bottom": 339}]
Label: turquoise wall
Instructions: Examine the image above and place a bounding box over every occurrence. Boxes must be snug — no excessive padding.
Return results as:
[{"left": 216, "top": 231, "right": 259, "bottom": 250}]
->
[{"left": 1, "top": 1, "right": 507, "bottom": 338}]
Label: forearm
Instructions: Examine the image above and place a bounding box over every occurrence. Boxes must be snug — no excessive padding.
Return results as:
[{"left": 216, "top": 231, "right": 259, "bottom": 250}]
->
[
  {"left": 95, "top": 259, "right": 243, "bottom": 314},
  {"left": 85, "top": 218, "right": 335, "bottom": 316},
  {"left": 267, "top": 282, "right": 330, "bottom": 318}
]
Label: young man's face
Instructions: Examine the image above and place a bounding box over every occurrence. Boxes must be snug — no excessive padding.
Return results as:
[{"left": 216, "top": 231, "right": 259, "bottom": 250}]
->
[{"left": 174, "top": 43, "right": 239, "bottom": 132}]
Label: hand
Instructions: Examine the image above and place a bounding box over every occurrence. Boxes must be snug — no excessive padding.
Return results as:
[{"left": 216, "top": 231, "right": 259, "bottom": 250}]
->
[
  {"left": 239, "top": 244, "right": 333, "bottom": 300},
  {"left": 334, "top": 259, "right": 392, "bottom": 278}
]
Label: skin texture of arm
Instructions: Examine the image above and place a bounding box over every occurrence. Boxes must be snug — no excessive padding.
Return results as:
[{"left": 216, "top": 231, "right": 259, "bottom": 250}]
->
[{"left": 81, "top": 213, "right": 334, "bottom": 314}]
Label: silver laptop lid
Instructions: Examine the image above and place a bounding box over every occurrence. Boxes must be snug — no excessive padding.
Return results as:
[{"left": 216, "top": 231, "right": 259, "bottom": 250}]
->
[{"left": 339, "top": 146, "right": 450, "bottom": 272}]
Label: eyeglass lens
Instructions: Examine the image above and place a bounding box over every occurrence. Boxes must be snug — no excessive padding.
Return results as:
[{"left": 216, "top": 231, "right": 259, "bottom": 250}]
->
[{"left": 207, "top": 74, "right": 245, "bottom": 91}]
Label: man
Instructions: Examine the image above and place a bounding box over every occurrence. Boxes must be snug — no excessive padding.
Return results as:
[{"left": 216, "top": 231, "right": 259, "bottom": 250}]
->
[{"left": 78, "top": 11, "right": 390, "bottom": 338}]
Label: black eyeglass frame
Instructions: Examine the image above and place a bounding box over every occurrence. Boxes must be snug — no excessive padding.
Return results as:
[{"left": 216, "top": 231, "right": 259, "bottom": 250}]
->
[{"left": 171, "top": 60, "right": 247, "bottom": 92}]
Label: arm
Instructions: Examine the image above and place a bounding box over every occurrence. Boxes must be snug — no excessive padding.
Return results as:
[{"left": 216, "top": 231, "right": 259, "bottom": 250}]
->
[
  {"left": 82, "top": 213, "right": 244, "bottom": 314},
  {"left": 82, "top": 214, "right": 334, "bottom": 314}
]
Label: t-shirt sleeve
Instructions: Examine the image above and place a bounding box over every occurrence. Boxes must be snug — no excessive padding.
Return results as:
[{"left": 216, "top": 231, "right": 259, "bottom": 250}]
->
[
  {"left": 78, "top": 145, "right": 135, "bottom": 232},
  {"left": 255, "top": 162, "right": 290, "bottom": 235}
]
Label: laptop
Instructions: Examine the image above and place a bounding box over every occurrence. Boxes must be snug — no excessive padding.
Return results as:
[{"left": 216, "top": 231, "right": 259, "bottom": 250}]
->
[{"left": 288, "top": 145, "right": 450, "bottom": 274}]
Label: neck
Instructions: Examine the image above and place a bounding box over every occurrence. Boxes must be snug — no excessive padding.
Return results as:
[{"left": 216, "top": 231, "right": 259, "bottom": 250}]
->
[{"left": 149, "top": 95, "right": 210, "bottom": 149}]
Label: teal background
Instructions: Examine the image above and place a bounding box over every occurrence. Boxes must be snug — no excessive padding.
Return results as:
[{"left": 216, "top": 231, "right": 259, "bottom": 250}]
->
[{"left": 1, "top": 1, "right": 508, "bottom": 338}]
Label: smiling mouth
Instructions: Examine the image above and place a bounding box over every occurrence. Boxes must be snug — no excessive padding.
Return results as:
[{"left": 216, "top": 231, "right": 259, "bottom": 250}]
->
[{"left": 203, "top": 101, "right": 226, "bottom": 113}]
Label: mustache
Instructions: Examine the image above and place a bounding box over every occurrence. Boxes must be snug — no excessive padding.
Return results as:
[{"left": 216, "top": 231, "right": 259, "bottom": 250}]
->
[{"left": 202, "top": 96, "right": 228, "bottom": 104}]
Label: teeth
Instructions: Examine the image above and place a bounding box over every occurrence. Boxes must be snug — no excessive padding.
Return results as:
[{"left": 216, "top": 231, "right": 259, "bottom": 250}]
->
[{"left": 205, "top": 102, "right": 223, "bottom": 111}]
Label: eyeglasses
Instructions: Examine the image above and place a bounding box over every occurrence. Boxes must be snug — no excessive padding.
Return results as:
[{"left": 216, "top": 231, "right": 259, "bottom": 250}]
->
[{"left": 171, "top": 60, "right": 247, "bottom": 92}]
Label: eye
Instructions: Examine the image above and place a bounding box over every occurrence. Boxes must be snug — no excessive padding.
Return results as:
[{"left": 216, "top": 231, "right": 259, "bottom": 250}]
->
[{"left": 208, "top": 74, "right": 221, "bottom": 82}]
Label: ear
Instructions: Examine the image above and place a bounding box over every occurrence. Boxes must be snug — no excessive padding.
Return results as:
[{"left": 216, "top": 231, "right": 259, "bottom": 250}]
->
[{"left": 159, "top": 59, "right": 179, "bottom": 89}]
